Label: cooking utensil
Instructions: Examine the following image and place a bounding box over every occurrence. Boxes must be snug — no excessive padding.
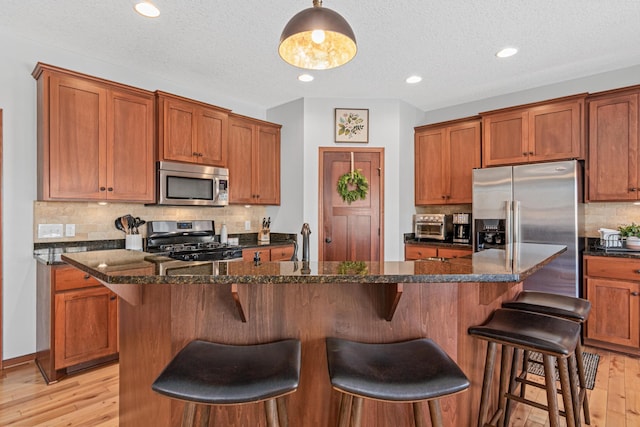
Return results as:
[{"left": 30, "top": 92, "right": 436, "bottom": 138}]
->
[
  {"left": 120, "top": 217, "right": 129, "bottom": 234},
  {"left": 115, "top": 218, "right": 125, "bottom": 232}
]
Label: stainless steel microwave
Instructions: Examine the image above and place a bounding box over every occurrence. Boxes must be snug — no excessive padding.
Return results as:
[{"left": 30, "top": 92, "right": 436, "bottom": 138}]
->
[{"left": 156, "top": 161, "right": 229, "bottom": 206}]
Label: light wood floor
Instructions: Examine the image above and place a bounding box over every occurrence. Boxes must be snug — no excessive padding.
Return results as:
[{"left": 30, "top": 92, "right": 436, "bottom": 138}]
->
[{"left": 0, "top": 346, "right": 638, "bottom": 426}]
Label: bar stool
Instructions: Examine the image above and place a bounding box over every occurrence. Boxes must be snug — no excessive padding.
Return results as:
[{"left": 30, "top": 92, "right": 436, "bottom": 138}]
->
[
  {"left": 502, "top": 290, "right": 592, "bottom": 424},
  {"left": 326, "top": 337, "right": 470, "bottom": 427},
  {"left": 468, "top": 308, "right": 581, "bottom": 427},
  {"left": 152, "top": 339, "right": 301, "bottom": 427}
]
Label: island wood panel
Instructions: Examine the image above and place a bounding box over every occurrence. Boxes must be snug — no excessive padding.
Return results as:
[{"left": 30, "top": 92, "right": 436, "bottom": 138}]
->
[{"left": 117, "top": 280, "right": 522, "bottom": 427}]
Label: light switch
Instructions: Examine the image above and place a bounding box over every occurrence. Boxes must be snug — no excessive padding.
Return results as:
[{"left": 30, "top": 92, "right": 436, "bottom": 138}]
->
[
  {"left": 245, "top": 220, "right": 251, "bottom": 230},
  {"left": 65, "top": 224, "right": 76, "bottom": 237},
  {"left": 38, "top": 224, "right": 63, "bottom": 238}
]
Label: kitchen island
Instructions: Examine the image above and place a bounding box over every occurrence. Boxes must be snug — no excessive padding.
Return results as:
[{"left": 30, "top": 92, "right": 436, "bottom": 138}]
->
[{"left": 62, "top": 243, "right": 565, "bottom": 427}]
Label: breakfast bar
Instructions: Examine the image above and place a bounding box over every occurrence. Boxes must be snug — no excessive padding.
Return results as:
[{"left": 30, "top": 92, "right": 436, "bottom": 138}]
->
[{"left": 62, "top": 243, "right": 565, "bottom": 427}]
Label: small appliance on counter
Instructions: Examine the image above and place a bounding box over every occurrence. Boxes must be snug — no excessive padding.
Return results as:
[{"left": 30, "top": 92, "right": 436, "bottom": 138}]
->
[
  {"left": 452, "top": 213, "right": 471, "bottom": 244},
  {"left": 413, "top": 214, "right": 453, "bottom": 241}
]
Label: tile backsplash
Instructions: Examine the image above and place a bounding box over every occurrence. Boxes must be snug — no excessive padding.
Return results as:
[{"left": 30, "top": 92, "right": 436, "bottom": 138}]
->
[{"left": 33, "top": 201, "right": 267, "bottom": 243}]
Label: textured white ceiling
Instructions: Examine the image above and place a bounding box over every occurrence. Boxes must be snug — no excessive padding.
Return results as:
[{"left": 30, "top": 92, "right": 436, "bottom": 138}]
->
[{"left": 1, "top": 0, "right": 639, "bottom": 111}]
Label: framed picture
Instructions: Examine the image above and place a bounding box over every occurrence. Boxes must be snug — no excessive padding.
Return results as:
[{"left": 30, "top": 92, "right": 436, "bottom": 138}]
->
[{"left": 335, "top": 108, "right": 369, "bottom": 143}]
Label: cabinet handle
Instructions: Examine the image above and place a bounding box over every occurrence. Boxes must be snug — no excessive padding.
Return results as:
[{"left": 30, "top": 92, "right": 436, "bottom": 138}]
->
[
  {"left": 522, "top": 152, "right": 528, "bottom": 156},
  {"left": 110, "top": 295, "right": 117, "bottom": 300},
  {"left": 193, "top": 152, "right": 199, "bottom": 156},
  {"left": 107, "top": 187, "right": 113, "bottom": 192},
  {"left": 630, "top": 188, "right": 637, "bottom": 192},
  {"left": 632, "top": 292, "right": 640, "bottom": 296},
  {"left": 529, "top": 151, "right": 534, "bottom": 155},
  {"left": 83, "top": 274, "right": 90, "bottom": 280},
  {"left": 99, "top": 187, "right": 106, "bottom": 191},
  {"left": 635, "top": 269, "right": 640, "bottom": 274}
]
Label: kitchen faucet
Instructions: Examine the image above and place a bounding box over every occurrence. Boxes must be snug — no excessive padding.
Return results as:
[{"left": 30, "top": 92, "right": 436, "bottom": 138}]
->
[{"left": 301, "top": 223, "right": 311, "bottom": 262}]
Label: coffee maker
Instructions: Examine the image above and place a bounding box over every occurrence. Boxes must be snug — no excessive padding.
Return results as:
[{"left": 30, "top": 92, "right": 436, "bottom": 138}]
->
[{"left": 452, "top": 213, "right": 471, "bottom": 244}]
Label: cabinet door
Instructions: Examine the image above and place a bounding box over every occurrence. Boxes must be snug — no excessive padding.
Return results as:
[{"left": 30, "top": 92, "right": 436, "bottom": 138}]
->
[
  {"left": 586, "top": 277, "right": 640, "bottom": 349},
  {"left": 588, "top": 92, "right": 639, "bottom": 201},
  {"left": 415, "top": 128, "right": 447, "bottom": 205},
  {"left": 107, "top": 89, "right": 155, "bottom": 202},
  {"left": 160, "top": 98, "right": 197, "bottom": 163},
  {"left": 447, "top": 121, "right": 481, "bottom": 204},
  {"left": 242, "top": 248, "right": 271, "bottom": 262},
  {"left": 271, "top": 245, "right": 294, "bottom": 261},
  {"left": 482, "top": 111, "right": 528, "bottom": 167},
  {"left": 54, "top": 287, "right": 118, "bottom": 369},
  {"left": 254, "top": 125, "right": 281, "bottom": 205},
  {"left": 228, "top": 118, "right": 255, "bottom": 204},
  {"left": 404, "top": 244, "right": 438, "bottom": 260},
  {"left": 197, "top": 107, "right": 228, "bottom": 167},
  {"left": 48, "top": 74, "right": 107, "bottom": 200},
  {"left": 528, "top": 99, "right": 584, "bottom": 163}
]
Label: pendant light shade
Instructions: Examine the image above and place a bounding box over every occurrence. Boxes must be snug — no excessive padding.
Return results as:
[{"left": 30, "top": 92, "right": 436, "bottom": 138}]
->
[{"left": 279, "top": 0, "right": 357, "bottom": 70}]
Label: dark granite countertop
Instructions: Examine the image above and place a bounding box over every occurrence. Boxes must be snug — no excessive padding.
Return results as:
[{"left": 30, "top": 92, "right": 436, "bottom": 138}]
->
[
  {"left": 61, "top": 243, "right": 566, "bottom": 285},
  {"left": 582, "top": 237, "right": 640, "bottom": 259},
  {"left": 403, "top": 233, "right": 472, "bottom": 249}
]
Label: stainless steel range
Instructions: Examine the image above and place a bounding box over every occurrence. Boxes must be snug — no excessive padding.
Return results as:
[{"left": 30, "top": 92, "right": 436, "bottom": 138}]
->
[{"left": 146, "top": 220, "right": 242, "bottom": 261}]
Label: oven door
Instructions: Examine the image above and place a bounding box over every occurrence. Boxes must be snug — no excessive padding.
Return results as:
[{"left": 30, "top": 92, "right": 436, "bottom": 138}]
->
[{"left": 415, "top": 222, "right": 445, "bottom": 240}]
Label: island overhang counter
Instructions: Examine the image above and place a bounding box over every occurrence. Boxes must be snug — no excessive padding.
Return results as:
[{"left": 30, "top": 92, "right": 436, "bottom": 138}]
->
[{"left": 62, "top": 243, "right": 565, "bottom": 427}]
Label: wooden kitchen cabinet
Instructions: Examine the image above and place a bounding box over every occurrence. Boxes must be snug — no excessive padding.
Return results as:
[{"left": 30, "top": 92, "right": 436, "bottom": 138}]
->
[
  {"left": 156, "top": 91, "right": 230, "bottom": 167},
  {"left": 36, "top": 263, "right": 119, "bottom": 383},
  {"left": 587, "top": 87, "right": 640, "bottom": 201},
  {"left": 33, "top": 63, "right": 155, "bottom": 203},
  {"left": 583, "top": 255, "right": 640, "bottom": 355},
  {"left": 241, "top": 244, "right": 294, "bottom": 262},
  {"left": 414, "top": 117, "right": 480, "bottom": 205},
  {"left": 481, "top": 94, "right": 586, "bottom": 167},
  {"left": 404, "top": 243, "right": 472, "bottom": 260},
  {"left": 228, "top": 114, "right": 281, "bottom": 205}
]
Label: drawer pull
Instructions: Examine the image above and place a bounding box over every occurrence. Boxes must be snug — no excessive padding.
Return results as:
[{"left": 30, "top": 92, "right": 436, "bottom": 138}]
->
[
  {"left": 632, "top": 292, "right": 640, "bottom": 297},
  {"left": 635, "top": 270, "right": 640, "bottom": 274},
  {"left": 83, "top": 274, "right": 90, "bottom": 280},
  {"left": 110, "top": 296, "right": 117, "bottom": 301}
]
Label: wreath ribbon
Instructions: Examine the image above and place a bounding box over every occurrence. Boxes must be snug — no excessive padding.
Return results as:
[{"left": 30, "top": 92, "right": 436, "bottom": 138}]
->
[{"left": 337, "top": 152, "right": 369, "bottom": 204}]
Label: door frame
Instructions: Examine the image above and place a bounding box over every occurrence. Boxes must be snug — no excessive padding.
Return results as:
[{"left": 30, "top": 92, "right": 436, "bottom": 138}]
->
[
  {"left": 318, "top": 147, "right": 384, "bottom": 261},
  {"left": 1, "top": 109, "right": 3, "bottom": 369}
]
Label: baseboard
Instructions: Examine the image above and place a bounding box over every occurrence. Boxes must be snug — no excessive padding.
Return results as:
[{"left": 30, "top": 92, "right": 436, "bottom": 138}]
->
[{"left": 2, "top": 352, "right": 35, "bottom": 369}]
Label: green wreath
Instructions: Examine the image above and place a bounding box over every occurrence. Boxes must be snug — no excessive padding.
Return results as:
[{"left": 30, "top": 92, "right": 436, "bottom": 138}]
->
[
  {"left": 337, "top": 261, "right": 368, "bottom": 275},
  {"left": 337, "top": 169, "right": 369, "bottom": 204}
]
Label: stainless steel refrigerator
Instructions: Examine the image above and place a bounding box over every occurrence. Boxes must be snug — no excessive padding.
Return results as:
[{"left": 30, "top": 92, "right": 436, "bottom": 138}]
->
[{"left": 472, "top": 160, "right": 583, "bottom": 297}]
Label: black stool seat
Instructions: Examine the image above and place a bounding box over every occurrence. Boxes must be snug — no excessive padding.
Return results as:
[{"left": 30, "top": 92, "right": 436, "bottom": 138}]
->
[
  {"left": 469, "top": 308, "right": 580, "bottom": 356},
  {"left": 502, "top": 290, "right": 591, "bottom": 322},
  {"left": 152, "top": 339, "right": 301, "bottom": 405},
  {"left": 326, "top": 337, "right": 469, "bottom": 402}
]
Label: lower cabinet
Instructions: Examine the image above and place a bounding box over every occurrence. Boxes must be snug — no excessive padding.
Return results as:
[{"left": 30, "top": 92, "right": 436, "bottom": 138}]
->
[
  {"left": 583, "top": 256, "right": 640, "bottom": 355},
  {"left": 404, "top": 243, "right": 472, "bottom": 260},
  {"left": 36, "top": 263, "right": 119, "bottom": 383},
  {"left": 242, "top": 244, "right": 294, "bottom": 262}
]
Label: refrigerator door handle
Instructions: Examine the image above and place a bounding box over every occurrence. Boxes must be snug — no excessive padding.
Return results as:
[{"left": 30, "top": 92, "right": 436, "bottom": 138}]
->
[
  {"left": 505, "top": 201, "right": 512, "bottom": 244},
  {"left": 513, "top": 200, "right": 521, "bottom": 244}
]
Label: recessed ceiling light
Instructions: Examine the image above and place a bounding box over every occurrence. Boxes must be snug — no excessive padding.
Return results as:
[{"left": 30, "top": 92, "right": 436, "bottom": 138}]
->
[
  {"left": 406, "top": 75, "right": 422, "bottom": 84},
  {"left": 298, "top": 74, "right": 314, "bottom": 82},
  {"left": 134, "top": 1, "right": 160, "bottom": 18},
  {"left": 496, "top": 47, "right": 518, "bottom": 58}
]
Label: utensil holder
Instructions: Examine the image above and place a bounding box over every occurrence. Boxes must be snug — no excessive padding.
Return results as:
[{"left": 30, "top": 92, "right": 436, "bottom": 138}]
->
[
  {"left": 126, "top": 234, "right": 143, "bottom": 251},
  {"left": 258, "top": 229, "right": 270, "bottom": 243}
]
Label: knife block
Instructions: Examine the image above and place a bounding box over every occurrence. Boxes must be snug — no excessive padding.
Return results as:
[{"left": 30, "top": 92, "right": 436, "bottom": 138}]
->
[{"left": 258, "top": 229, "right": 270, "bottom": 243}]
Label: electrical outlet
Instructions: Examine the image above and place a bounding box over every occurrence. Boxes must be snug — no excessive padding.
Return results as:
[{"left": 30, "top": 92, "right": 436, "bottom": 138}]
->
[
  {"left": 65, "top": 224, "right": 76, "bottom": 237},
  {"left": 245, "top": 220, "right": 251, "bottom": 230},
  {"left": 38, "top": 224, "right": 63, "bottom": 238}
]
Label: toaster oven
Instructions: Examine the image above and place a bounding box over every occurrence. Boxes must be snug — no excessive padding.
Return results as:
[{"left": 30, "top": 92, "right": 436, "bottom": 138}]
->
[{"left": 413, "top": 214, "right": 453, "bottom": 241}]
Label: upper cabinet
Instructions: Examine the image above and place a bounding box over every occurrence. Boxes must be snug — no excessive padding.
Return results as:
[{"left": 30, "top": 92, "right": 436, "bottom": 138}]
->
[
  {"left": 156, "top": 91, "right": 230, "bottom": 167},
  {"left": 33, "top": 63, "right": 155, "bottom": 203},
  {"left": 481, "top": 94, "right": 586, "bottom": 167},
  {"left": 587, "top": 87, "right": 639, "bottom": 202},
  {"left": 228, "top": 114, "right": 281, "bottom": 205},
  {"left": 414, "top": 117, "right": 481, "bottom": 205}
]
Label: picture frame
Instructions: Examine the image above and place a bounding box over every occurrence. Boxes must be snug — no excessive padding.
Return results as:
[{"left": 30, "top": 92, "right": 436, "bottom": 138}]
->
[{"left": 335, "top": 108, "right": 369, "bottom": 143}]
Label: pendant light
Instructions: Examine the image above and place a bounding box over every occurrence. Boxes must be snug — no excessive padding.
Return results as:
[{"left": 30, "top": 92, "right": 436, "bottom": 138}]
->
[{"left": 279, "top": 0, "right": 357, "bottom": 70}]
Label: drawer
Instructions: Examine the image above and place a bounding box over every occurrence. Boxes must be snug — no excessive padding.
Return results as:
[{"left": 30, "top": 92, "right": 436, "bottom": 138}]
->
[
  {"left": 585, "top": 256, "right": 640, "bottom": 282},
  {"left": 271, "top": 245, "right": 294, "bottom": 261},
  {"left": 54, "top": 266, "right": 101, "bottom": 292},
  {"left": 405, "top": 244, "right": 438, "bottom": 260},
  {"left": 242, "top": 248, "right": 271, "bottom": 262},
  {"left": 438, "top": 248, "right": 472, "bottom": 259}
]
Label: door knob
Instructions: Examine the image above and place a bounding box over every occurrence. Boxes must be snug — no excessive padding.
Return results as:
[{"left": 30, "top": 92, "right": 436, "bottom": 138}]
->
[{"left": 325, "top": 238, "right": 332, "bottom": 243}]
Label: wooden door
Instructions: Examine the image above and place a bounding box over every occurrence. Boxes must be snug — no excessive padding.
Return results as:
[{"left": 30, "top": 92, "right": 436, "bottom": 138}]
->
[
  {"left": 160, "top": 97, "right": 197, "bottom": 163},
  {"left": 482, "top": 110, "right": 528, "bottom": 166},
  {"left": 107, "top": 89, "right": 155, "bottom": 202},
  {"left": 586, "top": 277, "right": 640, "bottom": 349},
  {"left": 228, "top": 118, "right": 255, "bottom": 203},
  {"left": 0, "top": 109, "right": 3, "bottom": 369},
  {"left": 528, "top": 98, "right": 584, "bottom": 162},
  {"left": 588, "top": 92, "right": 639, "bottom": 201},
  {"left": 447, "top": 120, "right": 481, "bottom": 203},
  {"left": 197, "top": 107, "right": 228, "bottom": 167},
  {"left": 48, "top": 74, "right": 107, "bottom": 199},
  {"left": 54, "top": 287, "right": 118, "bottom": 369},
  {"left": 320, "top": 148, "right": 383, "bottom": 261},
  {"left": 254, "top": 125, "right": 281, "bottom": 205},
  {"left": 414, "top": 128, "right": 446, "bottom": 204}
]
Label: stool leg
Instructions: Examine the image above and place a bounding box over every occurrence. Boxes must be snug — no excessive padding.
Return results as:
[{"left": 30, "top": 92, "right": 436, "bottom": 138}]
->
[
  {"left": 558, "top": 357, "right": 577, "bottom": 427},
  {"left": 276, "top": 396, "right": 289, "bottom": 427},
  {"left": 575, "top": 340, "right": 591, "bottom": 425},
  {"left": 337, "top": 393, "right": 352, "bottom": 427},
  {"left": 542, "top": 355, "right": 561, "bottom": 427},
  {"left": 504, "top": 347, "right": 522, "bottom": 426},
  {"left": 350, "top": 396, "right": 364, "bottom": 427},
  {"left": 568, "top": 354, "right": 581, "bottom": 427},
  {"left": 478, "top": 341, "right": 498, "bottom": 427},
  {"left": 428, "top": 400, "right": 444, "bottom": 427},
  {"left": 198, "top": 405, "right": 211, "bottom": 427},
  {"left": 181, "top": 402, "right": 197, "bottom": 427},
  {"left": 264, "top": 398, "right": 280, "bottom": 427},
  {"left": 520, "top": 350, "right": 531, "bottom": 399},
  {"left": 497, "top": 345, "right": 512, "bottom": 427}
]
